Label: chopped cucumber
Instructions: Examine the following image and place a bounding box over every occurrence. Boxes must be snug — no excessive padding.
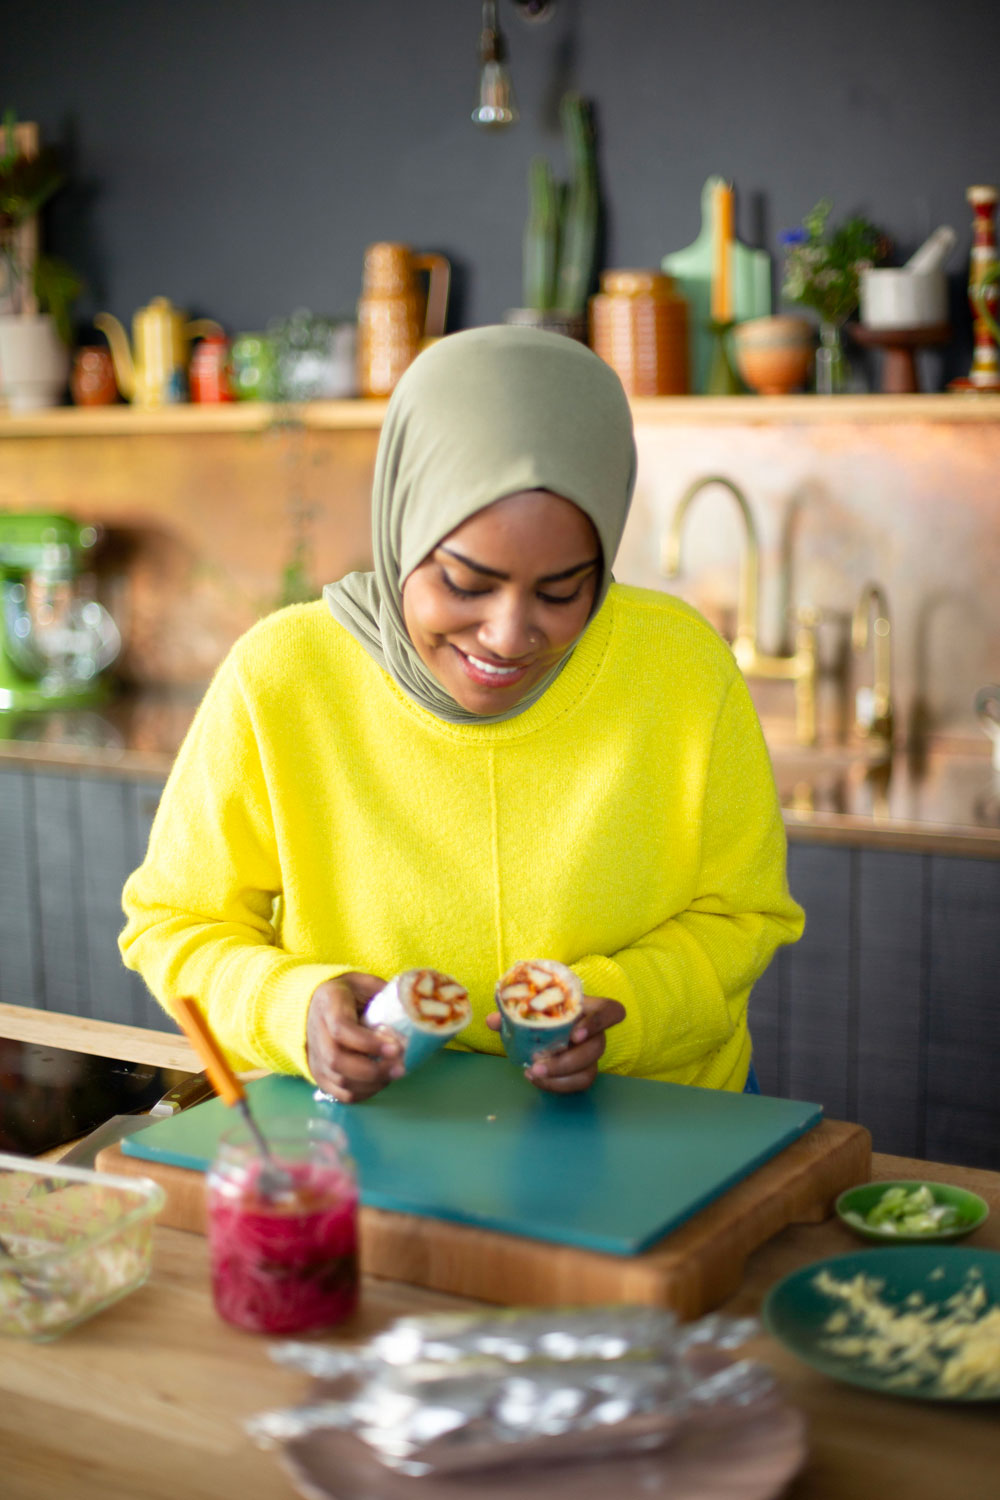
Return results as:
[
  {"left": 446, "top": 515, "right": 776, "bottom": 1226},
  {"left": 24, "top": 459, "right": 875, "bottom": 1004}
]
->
[{"left": 858, "top": 1185, "right": 960, "bottom": 1235}]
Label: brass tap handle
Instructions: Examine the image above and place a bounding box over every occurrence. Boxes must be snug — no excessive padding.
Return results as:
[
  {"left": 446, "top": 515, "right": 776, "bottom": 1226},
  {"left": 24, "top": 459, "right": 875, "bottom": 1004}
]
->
[
  {"left": 791, "top": 606, "right": 819, "bottom": 746},
  {"left": 852, "top": 582, "right": 894, "bottom": 747}
]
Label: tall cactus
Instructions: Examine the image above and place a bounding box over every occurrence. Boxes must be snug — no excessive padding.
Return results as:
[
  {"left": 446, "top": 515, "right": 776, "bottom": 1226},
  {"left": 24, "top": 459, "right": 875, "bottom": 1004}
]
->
[
  {"left": 521, "top": 93, "right": 599, "bottom": 317},
  {"left": 523, "top": 156, "right": 560, "bottom": 311},
  {"left": 555, "top": 94, "right": 598, "bottom": 316}
]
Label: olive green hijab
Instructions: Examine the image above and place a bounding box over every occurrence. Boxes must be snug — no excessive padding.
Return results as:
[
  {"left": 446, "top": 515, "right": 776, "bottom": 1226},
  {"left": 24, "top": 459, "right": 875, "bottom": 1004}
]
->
[{"left": 324, "top": 324, "right": 637, "bottom": 723}]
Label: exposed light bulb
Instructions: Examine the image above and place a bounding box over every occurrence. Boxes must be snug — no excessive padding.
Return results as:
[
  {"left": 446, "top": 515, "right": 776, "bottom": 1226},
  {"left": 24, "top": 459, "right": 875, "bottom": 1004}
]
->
[{"left": 472, "top": 0, "right": 518, "bottom": 129}]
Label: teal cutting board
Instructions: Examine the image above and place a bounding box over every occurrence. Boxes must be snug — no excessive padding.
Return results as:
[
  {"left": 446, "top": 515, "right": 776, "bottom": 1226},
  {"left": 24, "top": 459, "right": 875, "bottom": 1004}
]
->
[{"left": 123, "top": 1052, "right": 821, "bottom": 1257}]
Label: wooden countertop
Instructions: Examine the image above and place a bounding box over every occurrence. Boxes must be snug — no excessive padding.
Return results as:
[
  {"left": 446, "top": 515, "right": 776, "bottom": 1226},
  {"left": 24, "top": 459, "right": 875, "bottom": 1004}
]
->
[
  {"left": 2, "top": 693, "right": 999, "bottom": 855},
  {"left": 2, "top": 1009, "right": 999, "bottom": 1499}
]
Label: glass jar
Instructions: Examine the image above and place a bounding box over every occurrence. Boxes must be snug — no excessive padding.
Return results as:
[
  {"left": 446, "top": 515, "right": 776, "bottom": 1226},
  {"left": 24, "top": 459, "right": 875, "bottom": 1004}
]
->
[
  {"left": 206, "top": 1117, "right": 359, "bottom": 1334},
  {"left": 815, "top": 318, "right": 847, "bottom": 395},
  {"left": 229, "top": 333, "right": 279, "bottom": 401}
]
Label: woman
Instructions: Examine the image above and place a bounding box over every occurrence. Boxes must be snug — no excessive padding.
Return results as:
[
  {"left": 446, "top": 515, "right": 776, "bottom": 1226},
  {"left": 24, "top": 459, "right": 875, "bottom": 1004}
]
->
[{"left": 120, "top": 326, "right": 803, "bottom": 1103}]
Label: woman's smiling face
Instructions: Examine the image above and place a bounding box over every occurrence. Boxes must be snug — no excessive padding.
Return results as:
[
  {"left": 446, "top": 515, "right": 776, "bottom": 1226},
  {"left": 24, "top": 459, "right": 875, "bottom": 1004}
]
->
[{"left": 401, "top": 490, "right": 601, "bottom": 716}]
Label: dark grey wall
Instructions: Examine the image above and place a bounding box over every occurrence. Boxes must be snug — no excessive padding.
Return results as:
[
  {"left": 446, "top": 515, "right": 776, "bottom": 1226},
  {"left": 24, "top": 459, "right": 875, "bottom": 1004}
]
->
[{"left": 5, "top": 1, "right": 997, "bottom": 377}]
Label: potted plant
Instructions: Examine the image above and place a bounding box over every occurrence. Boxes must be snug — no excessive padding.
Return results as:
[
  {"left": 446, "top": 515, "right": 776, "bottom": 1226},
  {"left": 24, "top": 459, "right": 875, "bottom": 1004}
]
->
[
  {"left": 504, "top": 93, "right": 599, "bottom": 340},
  {"left": 0, "top": 110, "right": 82, "bottom": 409},
  {"left": 780, "top": 199, "right": 889, "bottom": 393}
]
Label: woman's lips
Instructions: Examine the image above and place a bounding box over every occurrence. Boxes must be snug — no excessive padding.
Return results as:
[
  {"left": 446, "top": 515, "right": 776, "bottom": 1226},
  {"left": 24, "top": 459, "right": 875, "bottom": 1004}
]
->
[{"left": 453, "top": 647, "right": 533, "bottom": 689}]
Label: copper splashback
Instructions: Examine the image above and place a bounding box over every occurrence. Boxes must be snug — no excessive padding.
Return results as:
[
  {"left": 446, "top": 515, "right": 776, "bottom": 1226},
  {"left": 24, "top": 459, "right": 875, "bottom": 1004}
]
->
[{"left": 0, "top": 408, "right": 997, "bottom": 747}]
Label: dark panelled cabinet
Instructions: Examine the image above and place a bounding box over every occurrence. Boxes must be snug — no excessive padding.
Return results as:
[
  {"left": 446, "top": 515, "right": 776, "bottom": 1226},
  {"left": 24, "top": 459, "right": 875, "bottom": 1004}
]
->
[
  {"left": 0, "top": 765, "right": 166, "bottom": 1030},
  {"left": 752, "top": 843, "right": 1000, "bottom": 1171},
  {"left": 2, "top": 766, "right": 998, "bottom": 1169}
]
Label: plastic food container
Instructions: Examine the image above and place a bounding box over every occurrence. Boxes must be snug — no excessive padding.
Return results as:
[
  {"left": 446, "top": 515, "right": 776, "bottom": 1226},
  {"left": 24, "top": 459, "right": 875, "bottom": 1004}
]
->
[
  {"left": 0, "top": 1151, "right": 165, "bottom": 1341},
  {"left": 206, "top": 1117, "right": 359, "bottom": 1335}
]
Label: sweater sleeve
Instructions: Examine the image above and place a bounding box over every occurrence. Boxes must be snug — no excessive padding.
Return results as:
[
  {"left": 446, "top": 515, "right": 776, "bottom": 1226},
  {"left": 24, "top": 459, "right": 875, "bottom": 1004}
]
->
[
  {"left": 571, "top": 672, "right": 804, "bottom": 1081},
  {"left": 119, "top": 650, "right": 350, "bottom": 1078}
]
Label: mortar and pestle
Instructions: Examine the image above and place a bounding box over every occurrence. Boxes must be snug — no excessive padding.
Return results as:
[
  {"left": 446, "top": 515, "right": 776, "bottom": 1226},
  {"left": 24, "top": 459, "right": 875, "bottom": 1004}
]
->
[{"left": 850, "top": 227, "right": 956, "bottom": 392}]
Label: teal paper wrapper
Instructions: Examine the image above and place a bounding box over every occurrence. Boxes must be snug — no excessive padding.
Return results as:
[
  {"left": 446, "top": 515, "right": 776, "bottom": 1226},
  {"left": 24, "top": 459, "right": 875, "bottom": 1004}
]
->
[
  {"left": 365, "top": 971, "right": 469, "bottom": 1074},
  {"left": 495, "top": 961, "right": 583, "bottom": 1069},
  {"left": 498, "top": 1011, "right": 578, "bottom": 1068}
]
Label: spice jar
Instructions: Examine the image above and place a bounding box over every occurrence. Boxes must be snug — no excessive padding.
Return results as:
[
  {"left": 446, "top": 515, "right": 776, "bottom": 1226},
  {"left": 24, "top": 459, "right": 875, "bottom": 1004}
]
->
[
  {"left": 589, "top": 270, "right": 690, "bottom": 395},
  {"left": 189, "top": 334, "right": 234, "bottom": 403},
  {"left": 70, "top": 346, "right": 118, "bottom": 406},
  {"left": 206, "top": 1117, "right": 359, "bottom": 1334}
]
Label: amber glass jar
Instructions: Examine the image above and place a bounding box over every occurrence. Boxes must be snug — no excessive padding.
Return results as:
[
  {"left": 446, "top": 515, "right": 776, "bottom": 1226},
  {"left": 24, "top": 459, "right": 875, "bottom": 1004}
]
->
[{"left": 589, "top": 270, "right": 690, "bottom": 396}]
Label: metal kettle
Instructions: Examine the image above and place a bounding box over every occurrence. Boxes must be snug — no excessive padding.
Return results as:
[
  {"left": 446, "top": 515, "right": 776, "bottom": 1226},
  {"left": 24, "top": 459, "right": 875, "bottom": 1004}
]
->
[{"left": 95, "top": 296, "right": 222, "bottom": 408}]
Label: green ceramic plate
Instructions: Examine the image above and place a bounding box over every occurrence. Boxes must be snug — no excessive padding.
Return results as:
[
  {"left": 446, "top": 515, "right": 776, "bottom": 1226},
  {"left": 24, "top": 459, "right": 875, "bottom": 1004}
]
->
[
  {"left": 763, "top": 1247, "right": 1000, "bottom": 1402},
  {"left": 836, "top": 1179, "right": 989, "bottom": 1243}
]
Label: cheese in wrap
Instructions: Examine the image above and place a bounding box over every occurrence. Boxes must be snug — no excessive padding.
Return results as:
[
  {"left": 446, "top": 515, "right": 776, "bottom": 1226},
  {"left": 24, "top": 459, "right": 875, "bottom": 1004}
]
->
[
  {"left": 495, "top": 959, "right": 584, "bottom": 1068},
  {"left": 364, "top": 969, "right": 471, "bottom": 1073}
]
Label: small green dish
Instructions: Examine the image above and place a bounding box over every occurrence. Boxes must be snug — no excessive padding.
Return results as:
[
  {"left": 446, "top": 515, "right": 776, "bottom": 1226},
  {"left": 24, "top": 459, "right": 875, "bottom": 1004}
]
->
[{"left": 836, "top": 1179, "right": 989, "bottom": 1244}]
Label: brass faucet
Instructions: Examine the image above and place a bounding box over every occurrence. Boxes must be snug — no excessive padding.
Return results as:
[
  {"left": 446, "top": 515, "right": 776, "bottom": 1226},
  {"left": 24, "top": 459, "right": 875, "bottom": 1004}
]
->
[
  {"left": 661, "top": 475, "right": 818, "bottom": 745},
  {"left": 852, "top": 581, "right": 894, "bottom": 756}
]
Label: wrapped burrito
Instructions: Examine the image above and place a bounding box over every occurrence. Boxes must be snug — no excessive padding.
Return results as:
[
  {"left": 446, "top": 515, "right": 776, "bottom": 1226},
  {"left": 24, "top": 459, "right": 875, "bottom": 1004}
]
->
[
  {"left": 363, "top": 968, "right": 471, "bottom": 1073},
  {"left": 495, "top": 959, "right": 584, "bottom": 1068}
]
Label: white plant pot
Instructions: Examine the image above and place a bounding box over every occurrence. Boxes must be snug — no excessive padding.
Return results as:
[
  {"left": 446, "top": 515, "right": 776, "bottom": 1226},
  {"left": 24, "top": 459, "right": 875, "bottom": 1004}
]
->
[{"left": 0, "top": 314, "right": 70, "bottom": 411}]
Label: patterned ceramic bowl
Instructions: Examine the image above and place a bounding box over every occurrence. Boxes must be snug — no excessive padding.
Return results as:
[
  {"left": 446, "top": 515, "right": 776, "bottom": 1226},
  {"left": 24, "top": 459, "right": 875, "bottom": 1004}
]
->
[{"left": 733, "top": 315, "right": 815, "bottom": 395}]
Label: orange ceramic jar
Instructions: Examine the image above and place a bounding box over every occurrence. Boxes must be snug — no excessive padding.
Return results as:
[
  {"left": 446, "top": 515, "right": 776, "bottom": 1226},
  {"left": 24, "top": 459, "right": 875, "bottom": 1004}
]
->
[
  {"left": 356, "top": 242, "right": 450, "bottom": 397},
  {"left": 589, "top": 270, "right": 690, "bottom": 396}
]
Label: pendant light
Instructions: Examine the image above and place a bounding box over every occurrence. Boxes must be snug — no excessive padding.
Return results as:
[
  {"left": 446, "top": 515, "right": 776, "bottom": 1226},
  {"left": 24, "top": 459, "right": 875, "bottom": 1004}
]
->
[{"left": 472, "top": 0, "right": 518, "bottom": 129}]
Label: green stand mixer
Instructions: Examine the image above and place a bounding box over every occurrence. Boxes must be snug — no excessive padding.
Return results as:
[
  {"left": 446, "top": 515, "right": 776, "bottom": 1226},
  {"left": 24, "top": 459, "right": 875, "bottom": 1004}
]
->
[{"left": 0, "top": 512, "right": 122, "bottom": 713}]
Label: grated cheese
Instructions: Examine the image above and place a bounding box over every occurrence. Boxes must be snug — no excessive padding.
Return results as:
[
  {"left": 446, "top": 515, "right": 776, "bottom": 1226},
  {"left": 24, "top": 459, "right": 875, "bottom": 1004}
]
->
[{"left": 812, "top": 1266, "right": 1000, "bottom": 1397}]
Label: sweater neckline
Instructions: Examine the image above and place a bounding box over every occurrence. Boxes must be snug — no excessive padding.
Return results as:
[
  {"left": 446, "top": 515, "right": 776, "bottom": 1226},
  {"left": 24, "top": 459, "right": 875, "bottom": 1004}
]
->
[{"left": 375, "top": 589, "right": 616, "bottom": 741}]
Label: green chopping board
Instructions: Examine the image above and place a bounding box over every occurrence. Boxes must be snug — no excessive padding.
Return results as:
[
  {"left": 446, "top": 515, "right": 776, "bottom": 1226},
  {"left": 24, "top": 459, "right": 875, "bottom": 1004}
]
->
[
  {"left": 662, "top": 174, "right": 773, "bottom": 393},
  {"left": 123, "top": 1051, "right": 821, "bottom": 1257}
]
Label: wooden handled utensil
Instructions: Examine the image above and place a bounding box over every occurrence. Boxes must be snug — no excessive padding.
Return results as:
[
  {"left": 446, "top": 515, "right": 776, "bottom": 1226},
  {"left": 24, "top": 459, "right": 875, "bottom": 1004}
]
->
[{"left": 171, "top": 997, "right": 292, "bottom": 1196}]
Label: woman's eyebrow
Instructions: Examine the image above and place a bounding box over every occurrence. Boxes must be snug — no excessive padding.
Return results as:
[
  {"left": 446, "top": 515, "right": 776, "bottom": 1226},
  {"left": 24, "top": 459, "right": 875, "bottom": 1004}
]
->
[{"left": 438, "top": 545, "right": 601, "bottom": 583}]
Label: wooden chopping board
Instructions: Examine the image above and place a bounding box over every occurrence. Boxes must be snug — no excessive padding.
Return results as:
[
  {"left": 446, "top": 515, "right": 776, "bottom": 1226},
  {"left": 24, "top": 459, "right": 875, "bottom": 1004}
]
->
[
  {"left": 96, "top": 1055, "right": 870, "bottom": 1318},
  {"left": 98, "top": 1119, "right": 867, "bottom": 1318}
]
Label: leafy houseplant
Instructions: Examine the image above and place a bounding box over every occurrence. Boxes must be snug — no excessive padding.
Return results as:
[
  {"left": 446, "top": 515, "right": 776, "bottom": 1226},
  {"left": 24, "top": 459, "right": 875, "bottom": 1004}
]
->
[
  {"left": 780, "top": 199, "right": 889, "bottom": 392},
  {"left": 510, "top": 93, "right": 598, "bottom": 338},
  {"left": 0, "top": 110, "right": 81, "bottom": 342}
]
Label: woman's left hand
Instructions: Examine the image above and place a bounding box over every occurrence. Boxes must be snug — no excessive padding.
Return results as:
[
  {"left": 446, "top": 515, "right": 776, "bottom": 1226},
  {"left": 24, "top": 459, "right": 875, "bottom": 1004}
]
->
[{"left": 485, "top": 994, "right": 626, "bottom": 1093}]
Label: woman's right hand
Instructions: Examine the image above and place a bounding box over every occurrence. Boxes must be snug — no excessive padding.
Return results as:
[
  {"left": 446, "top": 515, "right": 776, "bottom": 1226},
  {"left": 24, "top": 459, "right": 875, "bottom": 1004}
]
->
[{"left": 306, "top": 972, "right": 403, "bottom": 1103}]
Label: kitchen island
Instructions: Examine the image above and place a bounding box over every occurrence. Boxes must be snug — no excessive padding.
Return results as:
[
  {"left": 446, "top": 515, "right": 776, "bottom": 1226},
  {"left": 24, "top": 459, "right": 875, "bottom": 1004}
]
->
[{"left": 1, "top": 1007, "right": 998, "bottom": 1500}]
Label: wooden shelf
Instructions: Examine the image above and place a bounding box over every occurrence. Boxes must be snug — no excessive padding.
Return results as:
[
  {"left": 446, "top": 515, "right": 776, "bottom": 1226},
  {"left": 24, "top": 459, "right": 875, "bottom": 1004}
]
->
[
  {"left": 2, "top": 392, "right": 999, "bottom": 437},
  {"left": 628, "top": 393, "right": 1000, "bottom": 425},
  {"left": 0, "top": 399, "right": 390, "bottom": 436}
]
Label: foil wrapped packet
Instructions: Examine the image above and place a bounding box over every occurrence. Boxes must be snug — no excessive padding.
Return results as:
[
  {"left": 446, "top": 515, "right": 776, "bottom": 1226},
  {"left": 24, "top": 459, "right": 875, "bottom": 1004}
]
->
[
  {"left": 272, "top": 1304, "right": 749, "bottom": 1374},
  {"left": 249, "top": 1305, "right": 770, "bottom": 1477}
]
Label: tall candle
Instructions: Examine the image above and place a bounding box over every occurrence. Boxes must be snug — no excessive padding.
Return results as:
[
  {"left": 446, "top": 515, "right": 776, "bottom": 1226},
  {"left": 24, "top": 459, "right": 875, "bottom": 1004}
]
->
[{"left": 712, "top": 181, "right": 734, "bottom": 322}]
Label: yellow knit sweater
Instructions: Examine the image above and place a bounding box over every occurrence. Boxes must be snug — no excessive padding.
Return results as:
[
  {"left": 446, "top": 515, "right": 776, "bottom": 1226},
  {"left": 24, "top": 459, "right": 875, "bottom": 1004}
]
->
[{"left": 120, "top": 584, "right": 803, "bottom": 1090}]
